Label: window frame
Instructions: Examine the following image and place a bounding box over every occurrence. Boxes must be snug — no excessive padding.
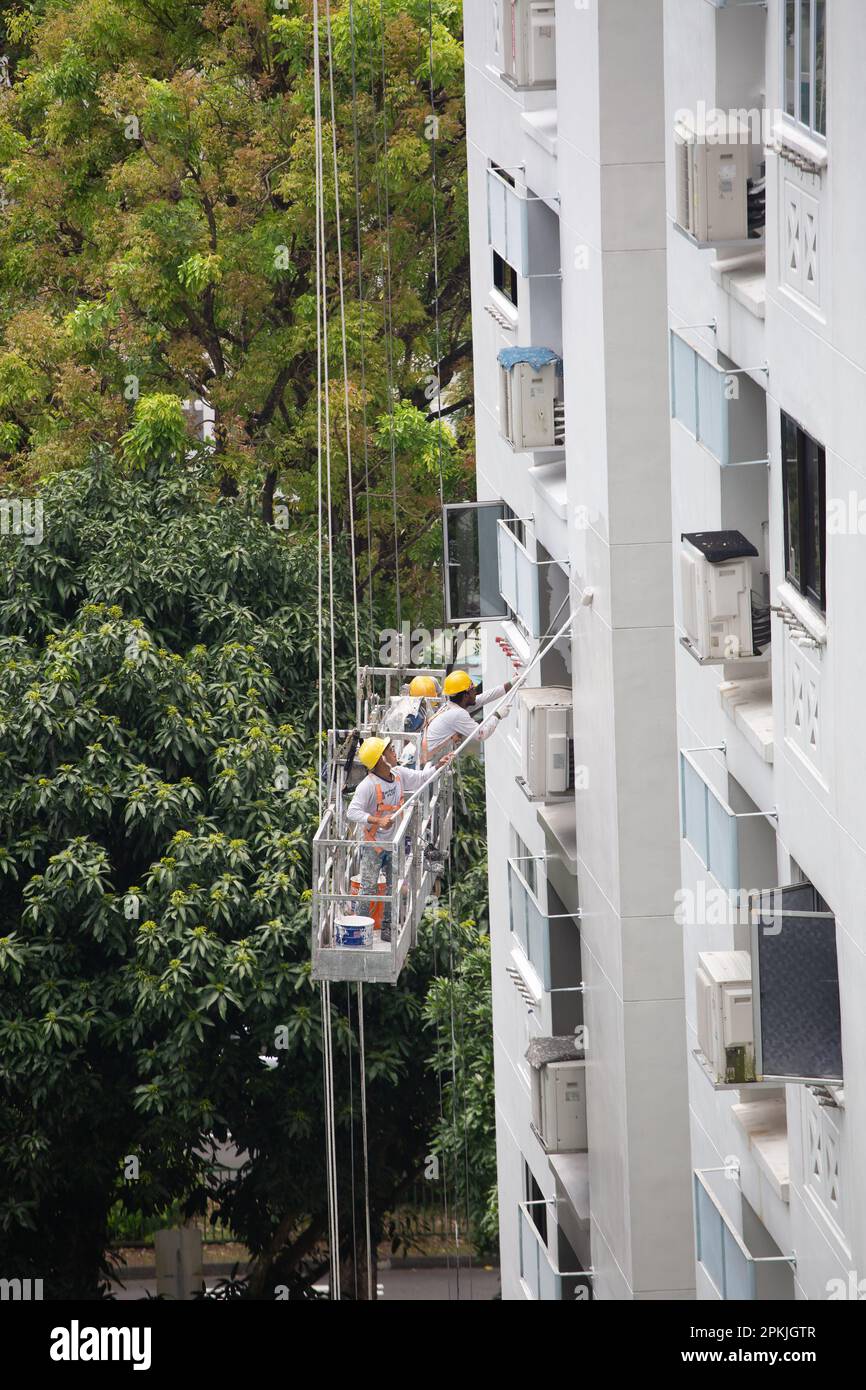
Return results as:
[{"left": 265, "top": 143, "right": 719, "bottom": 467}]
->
[
  {"left": 442, "top": 500, "right": 511, "bottom": 626},
  {"left": 781, "top": 411, "right": 826, "bottom": 613},
  {"left": 782, "top": 0, "right": 827, "bottom": 142},
  {"left": 493, "top": 249, "right": 519, "bottom": 308}
]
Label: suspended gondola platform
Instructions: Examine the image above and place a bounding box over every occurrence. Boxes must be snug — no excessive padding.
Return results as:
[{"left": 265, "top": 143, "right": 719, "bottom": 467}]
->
[{"left": 311, "top": 668, "right": 453, "bottom": 985}]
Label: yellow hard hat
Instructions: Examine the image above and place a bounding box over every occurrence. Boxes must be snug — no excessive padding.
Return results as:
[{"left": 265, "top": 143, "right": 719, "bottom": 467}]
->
[
  {"left": 358, "top": 736, "right": 390, "bottom": 770},
  {"left": 408, "top": 675, "right": 438, "bottom": 697},
  {"left": 443, "top": 670, "right": 473, "bottom": 697}
]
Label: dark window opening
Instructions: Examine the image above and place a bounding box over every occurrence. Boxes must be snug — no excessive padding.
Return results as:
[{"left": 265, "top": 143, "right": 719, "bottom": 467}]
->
[
  {"left": 524, "top": 1160, "right": 548, "bottom": 1244},
  {"left": 493, "top": 251, "right": 518, "bottom": 307},
  {"left": 782, "top": 411, "right": 825, "bottom": 612}
]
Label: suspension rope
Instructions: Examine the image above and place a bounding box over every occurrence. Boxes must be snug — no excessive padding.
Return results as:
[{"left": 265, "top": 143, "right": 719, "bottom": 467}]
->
[
  {"left": 357, "top": 982, "right": 374, "bottom": 1300},
  {"left": 313, "top": 0, "right": 340, "bottom": 1300},
  {"left": 423, "top": 1, "right": 466, "bottom": 1297},
  {"left": 326, "top": 0, "right": 361, "bottom": 681},
  {"left": 345, "top": 982, "right": 359, "bottom": 1300},
  {"left": 425, "top": 0, "right": 450, "bottom": 628},
  {"left": 348, "top": 0, "right": 377, "bottom": 663},
  {"left": 378, "top": 0, "right": 403, "bottom": 635}
]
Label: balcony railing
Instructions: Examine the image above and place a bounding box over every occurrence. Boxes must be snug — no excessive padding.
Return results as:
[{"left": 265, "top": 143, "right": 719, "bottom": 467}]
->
[
  {"left": 679, "top": 750, "right": 775, "bottom": 893},
  {"left": 693, "top": 1169, "right": 795, "bottom": 1300},
  {"left": 670, "top": 328, "right": 768, "bottom": 469},
  {"left": 518, "top": 1200, "right": 591, "bottom": 1301},
  {"left": 508, "top": 855, "right": 579, "bottom": 993}
]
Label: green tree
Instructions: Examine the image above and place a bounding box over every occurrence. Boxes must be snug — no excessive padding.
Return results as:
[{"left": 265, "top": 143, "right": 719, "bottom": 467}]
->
[
  {"left": 424, "top": 794, "right": 498, "bottom": 1259},
  {"left": 0, "top": 0, "right": 472, "bottom": 626},
  {"left": 0, "top": 451, "right": 478, "bottom": 1298}
]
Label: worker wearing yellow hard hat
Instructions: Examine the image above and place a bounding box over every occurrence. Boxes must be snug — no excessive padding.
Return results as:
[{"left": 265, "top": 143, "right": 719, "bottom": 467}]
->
[
  {"left": 347, "top": 735, "right": 452, "bottom": 942},
  {"left": 422, "top": 669, "right": 513, "bottom": 764},
  {"left": 408, "top": 674, "right": 440, "bottom": 698}
]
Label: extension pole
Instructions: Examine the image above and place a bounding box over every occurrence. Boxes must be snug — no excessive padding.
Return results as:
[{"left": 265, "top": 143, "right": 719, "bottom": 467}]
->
[{"left": 400, "top": 594, "right": 592, "bottom": 815}]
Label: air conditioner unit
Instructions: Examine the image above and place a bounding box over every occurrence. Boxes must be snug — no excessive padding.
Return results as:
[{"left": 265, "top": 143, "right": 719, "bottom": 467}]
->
[
  {"left": 499, "top": 357, "right": 564, "bottom": 450},
  {"left": 696, "top": 950, "right": 754, "bottom": 1084},
  {"left": 680, "top": 531, "right": 765, "bottom": 664},
  {"left": 674, "top": 118, "right": 753, "bottom": 244},
  {"left": 502, "top": 0, "right": 556, "bottom": 90},
  {"left": 527, "top": 1039, "right": 587, "bottom": 1153},
  {"left": 518, "top": 687, "right": 573, "bottom": 799}
]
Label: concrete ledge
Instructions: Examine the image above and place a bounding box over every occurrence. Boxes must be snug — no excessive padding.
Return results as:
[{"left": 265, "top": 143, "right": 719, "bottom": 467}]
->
[
  {"left": 710, "top": 253, "right": 767, "bottom": 320},
  {"left": 731, "top": 1097, "right": 790, "bottom": 1203},
  {"left": 719, "top": 676, "right": 774, "bottom": 764}
]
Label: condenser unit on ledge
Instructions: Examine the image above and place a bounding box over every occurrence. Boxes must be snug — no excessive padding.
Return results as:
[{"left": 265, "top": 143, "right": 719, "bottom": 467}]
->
[
  {"left": 498, "top": 347, "right": 565, "bottom": 452},
  {"left": 526, "top": 1037, "right": 587, "bottom": 1154},
  {"left": 497, "top": 0, "right": 557, "bottom": 91},
  {"left": 674, "top": 116, "right": 765, "bottom": 248},
  {"left": 517, "top": 687, "right": 574, "bottom": 801},
  {"left": 679, "top": 531, "right": 771, "bottom": 665},
  {"left": 695, "top": 951, "right": 755, "bottom": 1086}
]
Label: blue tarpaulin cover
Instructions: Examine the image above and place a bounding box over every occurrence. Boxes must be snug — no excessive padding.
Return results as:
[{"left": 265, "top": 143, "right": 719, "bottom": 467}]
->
[{"left": 497, "top": 346, "right": 562, "bottom": 372}]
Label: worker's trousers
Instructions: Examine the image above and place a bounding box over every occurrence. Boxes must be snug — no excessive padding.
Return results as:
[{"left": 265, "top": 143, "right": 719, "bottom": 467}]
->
[{"left": 355, "top": 846, "right": 393, "bottom": 929}]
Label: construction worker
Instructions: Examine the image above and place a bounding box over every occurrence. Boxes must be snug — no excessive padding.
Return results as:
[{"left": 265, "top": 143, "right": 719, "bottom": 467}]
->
[
  {"left": 399, "top": 674, "right": 441, "bottom": 766},
  {"left": 347, "top": 735, "right": 452, "bottom": 943},
  {"left": 421, "top": 670, "right": 514, "bottom": 765}
]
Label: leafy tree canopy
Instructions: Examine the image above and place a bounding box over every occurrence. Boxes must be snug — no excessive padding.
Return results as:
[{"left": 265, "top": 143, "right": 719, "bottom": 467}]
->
[{"left": 0, "top": 452, "right": 489, "bottom": 1297}]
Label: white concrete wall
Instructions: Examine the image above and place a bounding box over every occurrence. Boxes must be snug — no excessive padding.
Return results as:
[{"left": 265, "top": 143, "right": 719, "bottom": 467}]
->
[
  {"left": 666, "top": 0, "right": 866, "bottom": 1300},
  {"left": 465, "top": 0, "right": 693, "bottom": 1299}
]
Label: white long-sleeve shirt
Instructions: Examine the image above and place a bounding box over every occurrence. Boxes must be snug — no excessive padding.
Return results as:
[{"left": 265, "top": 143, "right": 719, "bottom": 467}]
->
[
  {"left": 422, "top": 684, "right": 508, "bottom": 763},
  {"left": 346, "top": 763, "right": 437, "bottom": 843}
]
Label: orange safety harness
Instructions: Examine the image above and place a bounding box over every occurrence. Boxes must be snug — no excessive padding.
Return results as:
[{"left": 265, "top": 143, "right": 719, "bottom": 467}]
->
[{"left": 363, "top": 769, "right": 405, "bottom": 847}]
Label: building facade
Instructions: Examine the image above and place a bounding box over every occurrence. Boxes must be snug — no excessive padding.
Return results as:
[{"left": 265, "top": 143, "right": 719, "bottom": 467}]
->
[{"left": 460, "top": 0, "right": 860, "bottom": 1301}]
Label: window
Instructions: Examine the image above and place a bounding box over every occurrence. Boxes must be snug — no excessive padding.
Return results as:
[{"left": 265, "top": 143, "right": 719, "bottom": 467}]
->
[
  {"left": 524, "top": 1161, "right": 547, "bottom": 1244},
  {"left": 487, "top": 165, "right": 529, "bottom": 278},
  {"left": 442, "top": 502, "right": 510, "bottom": 625},
  {"left": 783, "top": 0, "right": 827, "bottom": 139},
  {"left": 493, "top": 251, "right": 518, "bottom": 308},
  {"left": 511, "top": 830, "right": 536, "bottom": 892},
  {"left": 751, "top": 883, "right": 841, "bottom": 1084},
  {"left": 781, "top": 412, "right": 826, "bottom": 612}
]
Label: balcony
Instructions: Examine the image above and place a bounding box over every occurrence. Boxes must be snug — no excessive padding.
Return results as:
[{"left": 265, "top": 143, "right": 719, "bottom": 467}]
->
[
  {"left": 670, "top": 329, "right": 768, "bottom": 469},
  {"left": 508, "top": 855, "right": 581, "bottom": 1033},
  {"left": 518, "top": 1201, "right": 592, "bottom": 1301},
  {"left": 693, "top": 1168, "right": 795, "bottom": 1300}
]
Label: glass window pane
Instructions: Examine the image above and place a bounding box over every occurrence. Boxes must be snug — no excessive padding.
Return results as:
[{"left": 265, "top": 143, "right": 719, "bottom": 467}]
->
[
  {"left": 814, "top": 0, "right": 826, "bottom": 135},
  {"left": 800, "top": 0, "right": 812, "bottom": 127},
  {"left": 681, "top": 756, "right": 709, "bottom": 867},
  {"left": 526, "top": 890, "right": 550, "bottom": 988},
  {"left": 696, "top": 355, "right": 726, "bottom": 463},
  {"left": 444, "top": 503, "right": 509, "bottom": 623},
  {"left": 707, "top": 790, "right": 738, "bottom": 892},
  {"left": 803, "top": 438, "right": 825, "bottom": 609},
  {"left": 755, "top": 886, "right": 843, "bottom": 1081},
  {"left": 515, "top": 543, "right": 542, "bottom": 638},
  {"left": 782, "top": 413, "right": 801, "bottom": 589},
  {"left": 784, "top": 1, "right": 797, "bottom": 117},
  {"left": 508, "top": 861, "right": 529, "bottom": 955},
  {"left": 695, "top": 1178, "right": 725, "bottom": 1296},
  {"left": 497, "top": 521, "right": 518, "bottom": 613},
  {"left": 722, "top": 1224, "right": 755, "bottom": 1300},
  {"left": 487, "top": 168, "right": 508, "bottom": 257},
  {"left": 505, "top": 183, "right": 529, "bottom": 277},
  {"left": 671, "top": 333, "right": 697, "bottom": 436}
]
